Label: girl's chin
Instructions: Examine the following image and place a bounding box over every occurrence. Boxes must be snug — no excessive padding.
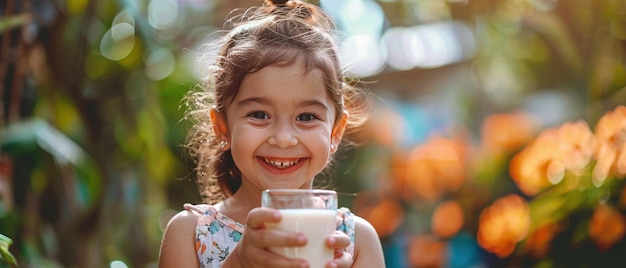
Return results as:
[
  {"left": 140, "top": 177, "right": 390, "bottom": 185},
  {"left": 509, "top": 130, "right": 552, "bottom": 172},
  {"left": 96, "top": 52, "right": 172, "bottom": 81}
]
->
[{"left": 253, "top": 177, "right": 315, "bottom": 191}]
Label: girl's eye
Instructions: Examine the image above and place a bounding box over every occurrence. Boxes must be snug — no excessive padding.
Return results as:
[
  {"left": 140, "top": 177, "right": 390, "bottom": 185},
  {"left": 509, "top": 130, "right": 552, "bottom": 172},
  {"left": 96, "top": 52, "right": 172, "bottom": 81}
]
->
[
  {"left": 248, "top": 111, "right": 269, "bottom": 119},
  {"left": 296, "top": 113, "right": 319, "bottom": 122}
]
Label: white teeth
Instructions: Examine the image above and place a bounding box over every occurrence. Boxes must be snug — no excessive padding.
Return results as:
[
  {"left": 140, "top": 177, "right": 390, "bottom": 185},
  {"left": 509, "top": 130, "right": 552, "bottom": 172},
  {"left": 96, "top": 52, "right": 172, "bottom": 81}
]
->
[{"left": 263, "top": 158, "right": 300, "bottom": 168}]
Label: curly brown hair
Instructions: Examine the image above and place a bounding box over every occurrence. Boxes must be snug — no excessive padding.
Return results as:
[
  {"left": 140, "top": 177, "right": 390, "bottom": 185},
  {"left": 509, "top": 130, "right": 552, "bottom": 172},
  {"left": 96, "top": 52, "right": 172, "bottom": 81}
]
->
[{"left": 182, "top": 0, "right": 372, "bottom": 204}]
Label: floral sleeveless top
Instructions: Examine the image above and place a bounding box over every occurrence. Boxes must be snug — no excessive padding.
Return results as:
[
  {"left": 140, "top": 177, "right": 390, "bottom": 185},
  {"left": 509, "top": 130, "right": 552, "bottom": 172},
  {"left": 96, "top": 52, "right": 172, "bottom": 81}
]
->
[{"left": 185, "top": 203, "right": 356, "bottom": 268}]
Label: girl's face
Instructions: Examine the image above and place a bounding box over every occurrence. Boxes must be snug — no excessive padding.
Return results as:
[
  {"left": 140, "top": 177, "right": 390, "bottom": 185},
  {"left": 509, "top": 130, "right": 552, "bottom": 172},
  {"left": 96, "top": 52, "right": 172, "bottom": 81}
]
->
[{"left": 216, "top": 59, "right": 347, "bottom": 192}]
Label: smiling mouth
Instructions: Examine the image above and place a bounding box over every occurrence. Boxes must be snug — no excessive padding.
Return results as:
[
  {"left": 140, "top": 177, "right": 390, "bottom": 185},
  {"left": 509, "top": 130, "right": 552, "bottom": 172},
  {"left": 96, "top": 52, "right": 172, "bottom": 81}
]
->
[{"left": 263, "top": 158, "right": 301, "bottom": 169}]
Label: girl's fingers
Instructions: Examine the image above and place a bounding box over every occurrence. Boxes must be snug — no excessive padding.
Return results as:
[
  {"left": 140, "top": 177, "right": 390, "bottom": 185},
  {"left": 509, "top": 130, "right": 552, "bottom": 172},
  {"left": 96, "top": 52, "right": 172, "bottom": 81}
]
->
[
  {"left": 247, "top": 228, "right": 308, "bottom": 248},
  {"left": 326, "top": 252, "right": 353, "bottom": 268},
  {"left": 246, "top": 207, "right": 281, "bottom": 229},
  {"left": 239, "top": 207, "right": 313, "bottom": 267},
  {"left": 239, "top": 245, "right": 308, "bottom": 268},
  {"left": 325, "top": 231, "right": 353, "bottom": 268},
  {"left": 245, "top": 207, "right": 307, "bottom": 247},
  {"left": 326, "top": 231, "right": 351, "bottom": 249}
]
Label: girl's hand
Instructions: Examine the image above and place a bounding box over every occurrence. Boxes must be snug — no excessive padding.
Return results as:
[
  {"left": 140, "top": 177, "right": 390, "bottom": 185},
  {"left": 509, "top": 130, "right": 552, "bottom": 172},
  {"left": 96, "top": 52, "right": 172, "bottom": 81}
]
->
[
  {"left": 325, "top": 231, "right": 354, "bottom": 268},
  {"left": 224, "top": 207, "right": 308, "bottom": 268}
]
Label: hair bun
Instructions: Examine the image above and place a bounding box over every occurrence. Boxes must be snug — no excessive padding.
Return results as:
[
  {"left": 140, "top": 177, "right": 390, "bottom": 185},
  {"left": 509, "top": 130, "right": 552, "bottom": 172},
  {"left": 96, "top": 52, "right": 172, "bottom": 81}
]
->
[{"left": 264, "top": 0, "right": 296, "bottom": 7}]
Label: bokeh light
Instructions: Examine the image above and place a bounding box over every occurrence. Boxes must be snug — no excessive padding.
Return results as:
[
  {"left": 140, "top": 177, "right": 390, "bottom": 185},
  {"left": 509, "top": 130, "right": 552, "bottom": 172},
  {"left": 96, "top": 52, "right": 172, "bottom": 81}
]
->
[
  {"left": 320, "top": 0, "right": 385, "bottom": 37},
  {"left": 100, "top": 10, "right": 136, "bottom": 61},
  {"left": 354, "top": 192, "right": 405, "bottom": 238},
  {"left": 524, "top": 222, "right": 559, "bottom": 259},
  {"left": 593, "top": 106, "right": 626, "bottom": 184},
  {"left": 110, "top": 260, "right": 128, "bottom": 268},
  {"left": 148, "top": 0, "right": 179, "bottom": 30},
  {"left": 509, "top": 120, "right": 596, "bottom": 195},
  {"left": 431, "top": 200, "right": 464, "bottom": 239},
  {"left": 405, "top": 137, "right": 467, "bottom": 202},
  {"left": 589, "top": 204, "right": 626, "bottom": 252},
  {"left": 481, "top": 110, "right": 536, "bottom": 154},
  {"left": 322, "top": 0, "right": 474, "bottom": 77},
  {"left": 144, "top": 48, "right": 175, "bottom": 81},
  {"left": 340, "top": 34, "right": 386, "bottom": 78},
  {"left": 407, "top": 234, "right": 447, "bottom": 268},
  {"left": 382, "top": 21, "right": 475, "bottom": 71},
  {"left": 477, "top": 194, "right": 530, "bottom": 258},
  {"left": 365, "top": 104, "right": 407, "bottom": 147}
]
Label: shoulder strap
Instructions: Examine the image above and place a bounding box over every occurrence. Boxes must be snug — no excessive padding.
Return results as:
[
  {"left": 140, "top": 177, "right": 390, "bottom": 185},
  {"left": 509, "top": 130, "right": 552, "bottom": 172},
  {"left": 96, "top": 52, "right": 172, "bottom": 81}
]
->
[{"left": 337, "top": 207, "right": 356, "bottom": 256}]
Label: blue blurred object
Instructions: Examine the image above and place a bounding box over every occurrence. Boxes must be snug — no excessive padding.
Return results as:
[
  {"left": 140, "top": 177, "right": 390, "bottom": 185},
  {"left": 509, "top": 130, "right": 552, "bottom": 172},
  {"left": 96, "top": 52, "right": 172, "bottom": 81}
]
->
[
  {"left": 447, "top": 232, "right": 487, "bottom": 268},
  {"left": 384, "top": 230, "right": 409, "bottom": 268}
]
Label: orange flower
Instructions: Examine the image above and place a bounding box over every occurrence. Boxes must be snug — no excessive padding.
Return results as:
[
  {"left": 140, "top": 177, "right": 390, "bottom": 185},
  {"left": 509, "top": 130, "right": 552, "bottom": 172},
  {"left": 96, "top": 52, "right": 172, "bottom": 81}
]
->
[
  {"left": 431, "top": 200, "right": 464, "bottom": 239},
  {"left": 407, "top": 234, "right": 447, "bottom": 268},
  {"left": 365, "top": 106, "right": 405, "bottom": 147},
  {"left": 593, "top": 105, "right": 626, "bottom": 184},
  {"left": 477, "top": 194, "right": 530, "bottom": 258},
  {"left": 356, "top": 195, "right": 405, "bottom": 238},
  {"left": 589, "top": 203, "right": 626, "bottom": 252},
  {"left": 509, "top": 120, "right": 595, "bottom": 196},
  {"left": 509, "top": 128, "right": 565, "bottom": 196},
  {"left": 481, "top": 110, "right": 536, "bottom": 154},
  {"left": 524, "top": 223, "right": 559, "bottom": 259},
  {"left": 405, "top": 137, "right": 467, "bottom": 202},
  {"left": 389, "top": 151, "right": 414, "bottom": 200},
  {"left": 557, "top": 120, "right": 596, "bottom": 174}
]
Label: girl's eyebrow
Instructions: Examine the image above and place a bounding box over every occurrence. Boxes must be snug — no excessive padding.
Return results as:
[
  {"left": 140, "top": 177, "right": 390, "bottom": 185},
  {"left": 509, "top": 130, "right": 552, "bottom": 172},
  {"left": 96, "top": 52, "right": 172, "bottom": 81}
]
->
[
  {"left": 236, "top": 96, "right": 330, "bottom": 111},
  {"left": 299, "top": 99, "right": 330, "bottom": 111},
  {"left": 235, "top": 96, "right": 268, "bottom": 107}
]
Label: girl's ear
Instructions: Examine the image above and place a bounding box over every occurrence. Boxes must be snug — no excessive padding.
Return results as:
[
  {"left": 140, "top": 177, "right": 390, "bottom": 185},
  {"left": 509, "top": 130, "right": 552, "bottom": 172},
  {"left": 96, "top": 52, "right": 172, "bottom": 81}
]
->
[
  {"left": 330, "top": 111, "right": 349, "bottom": 153},
  {"left": 210, "top": 108, "right": 230, "bottom": 143}
]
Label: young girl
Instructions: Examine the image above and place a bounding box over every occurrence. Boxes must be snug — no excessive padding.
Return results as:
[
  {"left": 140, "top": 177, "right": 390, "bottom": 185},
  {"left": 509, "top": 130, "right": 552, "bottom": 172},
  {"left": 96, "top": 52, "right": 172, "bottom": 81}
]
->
[{"left": 159, "top": 0, "right": 385, "bottom": 267}]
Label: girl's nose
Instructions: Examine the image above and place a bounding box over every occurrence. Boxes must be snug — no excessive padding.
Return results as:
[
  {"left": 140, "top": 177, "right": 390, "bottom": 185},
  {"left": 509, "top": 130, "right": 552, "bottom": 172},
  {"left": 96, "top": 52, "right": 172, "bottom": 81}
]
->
[{"left": 267, "top": 122, "right": 299, "bottom": 148}]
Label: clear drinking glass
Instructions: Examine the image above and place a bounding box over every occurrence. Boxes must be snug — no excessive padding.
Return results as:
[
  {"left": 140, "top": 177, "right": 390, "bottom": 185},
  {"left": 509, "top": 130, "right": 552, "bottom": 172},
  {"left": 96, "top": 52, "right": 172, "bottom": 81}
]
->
[{"left": 261, "top": 189, "right": 338, "bottom": 268}]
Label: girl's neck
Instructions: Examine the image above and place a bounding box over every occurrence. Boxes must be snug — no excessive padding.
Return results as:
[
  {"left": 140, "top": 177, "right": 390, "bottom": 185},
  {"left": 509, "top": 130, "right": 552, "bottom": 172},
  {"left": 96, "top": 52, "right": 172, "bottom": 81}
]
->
[{"left": 218, "top": 183, "right": 263, "bottom": 224}]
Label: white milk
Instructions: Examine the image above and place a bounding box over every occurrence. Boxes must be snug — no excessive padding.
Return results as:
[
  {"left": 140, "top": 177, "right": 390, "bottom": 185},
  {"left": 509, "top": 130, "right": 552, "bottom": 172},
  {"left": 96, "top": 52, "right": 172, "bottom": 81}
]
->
[{"left": 266, "top": 209, "right": 337, "bottom": 268}]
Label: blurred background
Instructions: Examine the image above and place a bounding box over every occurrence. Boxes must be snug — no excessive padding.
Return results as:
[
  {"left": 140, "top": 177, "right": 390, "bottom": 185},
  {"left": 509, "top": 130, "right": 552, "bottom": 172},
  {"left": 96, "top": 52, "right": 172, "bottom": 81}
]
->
[{"left": 1, "top": 0, "right": 626, "bottom": 267}]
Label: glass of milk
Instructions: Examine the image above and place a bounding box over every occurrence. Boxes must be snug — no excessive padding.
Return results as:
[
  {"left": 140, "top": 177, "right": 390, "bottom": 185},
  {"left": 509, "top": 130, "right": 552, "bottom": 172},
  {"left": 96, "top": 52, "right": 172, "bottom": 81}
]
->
[{"left": 262, "top": 189, "right": 338, "bottom": 268}]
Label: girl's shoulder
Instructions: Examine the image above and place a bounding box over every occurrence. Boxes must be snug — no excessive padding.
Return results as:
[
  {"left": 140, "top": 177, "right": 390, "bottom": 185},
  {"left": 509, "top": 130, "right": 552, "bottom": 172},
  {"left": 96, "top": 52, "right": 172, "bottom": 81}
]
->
[
  {"left": 353, "top": 214, "right": 377, "bottom": 237},
  {"left": 350, "top": 213, "right": 386, "bottom": 267},
  {"left": 165, "top": 204, "right": 203, "bottom": 230},
  {"left": 184, "top": 203, "right": 246, "bottom": 233},
  {"left": 159, "top": 205, "right": 203, "bottom": 266}
]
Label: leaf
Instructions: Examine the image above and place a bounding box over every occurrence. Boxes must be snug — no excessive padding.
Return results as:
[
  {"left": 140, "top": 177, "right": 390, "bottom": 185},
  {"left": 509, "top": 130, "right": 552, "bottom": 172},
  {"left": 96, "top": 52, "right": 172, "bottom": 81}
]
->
[
  {"left": 1, "top": 118, "right": 101, "bottom": 205},
  {"left": 0, "top": 13, "right": 33, "bottom": 32},
  {"left": 1, "top": 118, "right": 88, "bottom": 167},
  {"left": 0, "top": 234, "right": 17, "bottom": 267},
  {"left": 0, "top": 234, "right": 11, "bottom": 247}
]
